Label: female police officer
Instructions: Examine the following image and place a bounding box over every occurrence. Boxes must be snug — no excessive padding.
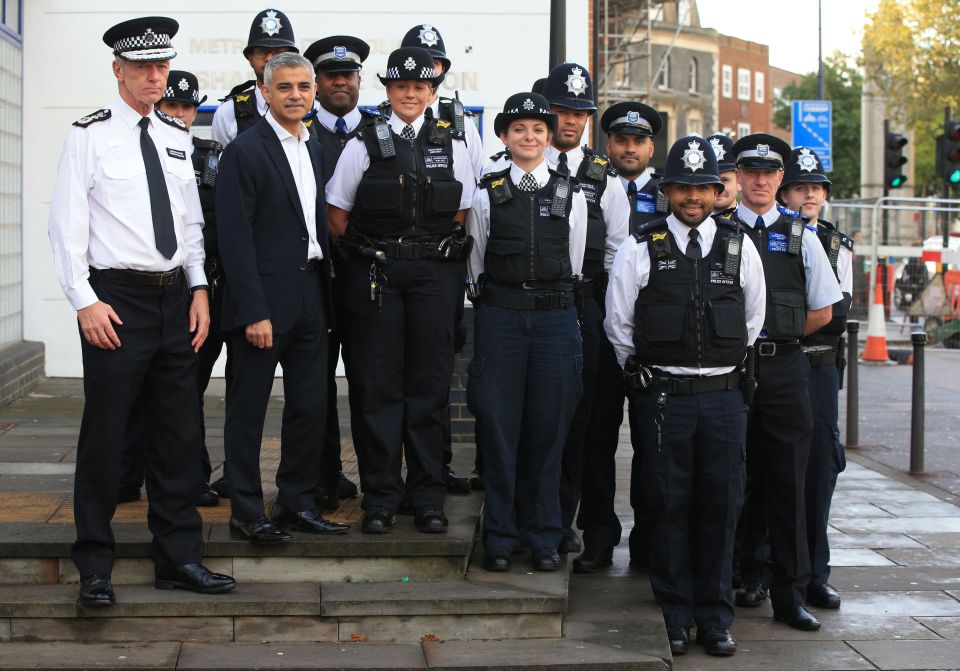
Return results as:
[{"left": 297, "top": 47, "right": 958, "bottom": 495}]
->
[
  {"left": 325, "top": 47, "right": 475, "bottom": 534},
  {"left": 465, "top": 92, "right": 587, "bottom": 572}
]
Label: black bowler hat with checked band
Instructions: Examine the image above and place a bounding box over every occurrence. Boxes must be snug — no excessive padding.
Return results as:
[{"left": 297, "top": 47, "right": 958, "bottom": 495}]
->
[{"left": 378, "top": 47, "right": 444, "bottom": 87}]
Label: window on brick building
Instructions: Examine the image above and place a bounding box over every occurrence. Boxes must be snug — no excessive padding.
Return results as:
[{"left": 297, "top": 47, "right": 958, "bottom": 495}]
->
[
  {"left": 737, "top": 122, "right": 751, "bottom": 138},
  {"left": 657, "top": 54, "right": 671, "bottom": 89},
  {"left": 689, "top": 58, "right": 698, "bottom": 94},
  {"left": 722, "top": 65, "right": 732, "bottom": 98},
  {"left": 737, "top": 68, "right": 751, "bottom": 101},
  {"left": 755, "top": 72, "right": 765, "bottom": 103}
]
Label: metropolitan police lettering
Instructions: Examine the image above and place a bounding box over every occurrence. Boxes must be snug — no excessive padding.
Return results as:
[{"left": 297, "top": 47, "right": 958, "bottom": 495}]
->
[
  {"left": 710, "top": 260, "right": 736, "bottom": 285},
  {"left": 768, "top": 231, "right": 788, "bottom": 253},
  {"left": 579, "top": 181, "right": 599, "bottom": 204},
  {"left": 635, "top": 192, "right": 657, "bottom": 214},
  {"left": 538, "top": 197, "right": 553, "bottom": 217},
  {"left": 423, "top": 146, "right": 450, "bottom": 169}
]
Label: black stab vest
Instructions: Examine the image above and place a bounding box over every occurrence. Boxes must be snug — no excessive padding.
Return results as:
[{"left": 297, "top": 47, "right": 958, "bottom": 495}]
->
[
  {"left": 803, "top": 220, "right": 854, "bottom": 345},
  {"left": 742, "top": 212, "right": 808, "bottom": 339},
  {"left": 224, "top": 81, "right": 260, "bottom": 137},
  {"left": 628, "top": 174, "right": 667, "bottom": 234},
  {"left": 191, "top": 136, "right": 221, "bottom": 257},
  {"left": 633, "top": 217, "right": 747, "bottom": 367},
  {"left": 574, "top": 147, "right": 614, "bottom": 279}
]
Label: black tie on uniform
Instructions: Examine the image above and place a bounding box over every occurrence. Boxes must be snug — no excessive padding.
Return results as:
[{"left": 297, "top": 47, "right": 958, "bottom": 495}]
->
[
  {"left": 687, "top": 228, "right": 702, "bottom": 260},
  {"left": 627, "top": 180, "right": 638, "bottom": 211},
  {"left": 138, "top": 117, "right": 177, "bottom": 259}
]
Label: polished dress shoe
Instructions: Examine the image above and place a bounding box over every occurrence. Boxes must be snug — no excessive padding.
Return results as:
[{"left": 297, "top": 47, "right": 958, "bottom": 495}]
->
[
  {"left": 559, "top": 528, "right": 582, "bottom": 554},
  {"left": 78, "top": 574, "right": 115, "bottom": 607},
  {"left": 774, "top": 604, "right": 821, "bottom": 631},
  {"left": 155, "top": 563, "right": 236, "bottom": 594},
  {"left": 697, "top": 627, "right": 737, "bottom": 656},
  {"left": 443, "top": 468, "right": 472, "bottom": 494},
  {"left": 196, "top": 483, "right": 220, "bottom": 507},
  {"left": 414, "top": 506, "right": 449, "bottom": 533},
  {"left": 469, "top": 469, "right": 485, "bottom": 491},
  {"left": 229, "top": 516, "right": 291, "bottom": 544},
  {"left": 483, "top": 548, "right": 511, "bottom": 572},
  {"left": 271, "top": 504, "right": 349, "bottom": 535},
  {"left": 116, "top": 483, "right": 141, "bottom": 504},
  {"left": 361, "top": 509, "right": 396, "bottom": 534},
  {"left": 666, "top": 625, "right": 689, "bottom": 656},
  {"left": 209, "top": 475, "right": 229, "bottom": 498},
  {"left": 807, "top": 583, "right": 841, "bottom": 609},
  {"left": 314, "top": 486, "right": 339, "bottom": 512},
  {"left": 532, "top": 547, "right": 560, "bottom": 572},
  {"left": 336, "top": 472, "right": 358, "bottom": 499},
  {"left": 735, "top": 583, "right": 769, "bottom": 608},
  {"left": 572, "top": 546, "right": 614, "bottom": 574}
]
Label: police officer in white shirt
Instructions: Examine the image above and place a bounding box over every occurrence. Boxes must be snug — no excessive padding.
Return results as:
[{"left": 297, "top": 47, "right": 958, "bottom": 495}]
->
[{"left": 48, "top": 16, "right": 235, "bottom": 608}]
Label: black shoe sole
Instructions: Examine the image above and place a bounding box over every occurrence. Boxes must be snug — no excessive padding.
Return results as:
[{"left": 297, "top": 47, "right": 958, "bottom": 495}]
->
[
  {"left": 78, "top": 596, "right": 115, "bottom": 607},
  {"left": 228, "top": 526, "right": 291, "bottom": 544},
  {"left": 154, "top": 579, "right": 236, "bottom": 594},
  {"left": 274, "top": 523, "right": 349, "bottom": 535}
]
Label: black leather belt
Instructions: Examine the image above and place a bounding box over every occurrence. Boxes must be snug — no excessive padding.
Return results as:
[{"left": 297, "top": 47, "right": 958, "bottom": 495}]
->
[
  {"left": 373, "top": 238, "right": 445, "bottom": 261},
  {"left": 756, "top": 339, "right": 802, "bottom": 357},
  {"left": 90, "top": 267, "right": 182, "bottom": 287},
  {"left": 804, "top": 346, "right": 837, "bottom": 367},
  {"left": 647, "top": 369, "right": 743, "bottom": 395},
  {"left": 482, "top": 284, "right": 574, "bottom": 310}
]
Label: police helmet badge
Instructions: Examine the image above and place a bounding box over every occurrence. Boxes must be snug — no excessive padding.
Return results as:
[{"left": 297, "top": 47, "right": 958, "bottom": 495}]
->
[
  {"left": 682, "top": 140, "right": 706, "bottom": 173},
  {"left": 403, "top": 56, "right": 417, "bottom": 70},
  {"left": 565, "top": 66, "right": 588, "bottom": 96},
  {"left": 522, "top": 98, "right": 535, "bottom": 111},
  {"left": 756, "top": 143, "right": 770, "bottom": 157},
  {"left": 709, "top": 137, "right": 726, "bottom": 161},
  {"left": 178, "top": 78, "right": 190, "bottom": 91},
  {"left": 418, "top": 25, "right": 439, "bottom": 47},
  {"left": 796, "top": 147, "right": 818, "bottom": 172},
  {"left": 259, "top": 10, "right": 282, "bottom": 37},
  {"left": 626, "top": 110, "right": 640, "bottom": 123},
  {"left": 334, "top": 46, "right": 347, "bottom": 59}
]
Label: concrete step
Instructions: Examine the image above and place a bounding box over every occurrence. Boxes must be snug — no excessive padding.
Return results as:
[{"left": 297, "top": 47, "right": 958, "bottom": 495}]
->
[{"left": 0, "top": 640, "right": 668, "bottom": 670}]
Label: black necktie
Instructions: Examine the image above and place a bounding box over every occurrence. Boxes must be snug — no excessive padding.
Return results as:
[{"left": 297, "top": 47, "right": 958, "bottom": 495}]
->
[
  {"left": 687, "top": 229, "right": 702, "bottom": 260},
  {"left": 335, "top": 117, "right": 347, "bottom": 136},
  {"left": 755, "top": 215, "right": 765, "bottom": 231},
  {"left": 627, "top": 180, "right": 638, "bottom": 211},
  {"left": 138, "top": 117, "right": 177, "bottom": 259}
]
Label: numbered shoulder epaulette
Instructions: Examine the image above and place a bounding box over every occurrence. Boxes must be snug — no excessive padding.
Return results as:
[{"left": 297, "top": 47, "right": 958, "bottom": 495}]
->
[
  {"left": 154, "top": 109, "right": 187, "bottom": 132},
  {"left": 488, "top": 148, "right": 512, "bottom": 162},
  {"left": 73, "top": 109, "right": 111, "bottom": 128},
  {"left": 714, "top": 214, "right": 740, "bottom": 232},
  {"left": 713, "top": 207, "right": 737, "bottom": 221},
  {"left": 193, "top": 136, "right": 222, "bottom": 153},
  {"left": 220, "top": 79, "right": 256, "bottom": 102},
  {"left": 634, "top": 218, "right": 669, "bottom": 241},
  {"left": 480, "top": 167, "right": 511, "bottom": 186}
]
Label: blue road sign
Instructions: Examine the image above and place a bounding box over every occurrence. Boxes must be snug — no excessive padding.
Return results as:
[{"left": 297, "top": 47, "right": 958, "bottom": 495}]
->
[{"left": 792, "top": 100, "right": 832, "bottom": 172}]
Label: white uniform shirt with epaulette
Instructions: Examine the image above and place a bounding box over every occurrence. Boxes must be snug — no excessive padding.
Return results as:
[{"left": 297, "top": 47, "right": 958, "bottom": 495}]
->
[
  {"left": 544, "top": 145, "right": 630, "bottom": 273},
  {"left": 48, "top": 97, "right": 206, "bottom": 311},
  {"left": 325, "top": 112, "right": 476, "bottom": 212},
  {"left": 211, "top": 85, "right": 267, "bottom": 147},
  {"left": 482, "top": 152, "right": 511, "bottom": 177},
  {"left": 466, "top": 159, "right": 589, "bottom": 286},
  {"left": 430, "top": 98, "right": 484, "bottom": 179},
  {"left": 737, "top": 203, "right": 844, "bottom": 312},
  {"left": 313, "top": 103, "right": 363, "bottom": 135},
  {"left": 604, "top": 213, "right": 767, "bottom": 375}
]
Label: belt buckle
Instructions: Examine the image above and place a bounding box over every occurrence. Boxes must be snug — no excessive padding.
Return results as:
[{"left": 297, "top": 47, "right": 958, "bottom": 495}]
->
[{"left": 758, "top": 341, "right": 777, "bottom": 357}]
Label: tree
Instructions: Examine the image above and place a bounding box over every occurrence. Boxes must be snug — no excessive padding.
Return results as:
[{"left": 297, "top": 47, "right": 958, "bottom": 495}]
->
[
  {"left": 773, "top": 54, "right": 862, "bottom": 199},
  {"left": 862, "top": 0, "right": 960, "bottom": 195}
]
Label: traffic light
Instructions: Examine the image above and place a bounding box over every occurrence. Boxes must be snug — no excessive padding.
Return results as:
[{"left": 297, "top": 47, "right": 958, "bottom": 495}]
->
[
  {"left": 884, "top": 130, "right": 908, "bottom": 190},
  {"left": 941, "top": 121, "right": 960, "bottom": 185}
]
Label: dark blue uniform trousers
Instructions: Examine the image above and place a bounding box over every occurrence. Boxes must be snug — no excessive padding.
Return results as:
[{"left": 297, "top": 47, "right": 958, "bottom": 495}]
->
[
  {"left": 631, "top": 386, "right": 746, "bottom": 628},
  {"left": 468, "top": 304, "right": 582, "bottom": 551},
  {"left": 805, "top": 362, "right": 845, "bottom": 587}
]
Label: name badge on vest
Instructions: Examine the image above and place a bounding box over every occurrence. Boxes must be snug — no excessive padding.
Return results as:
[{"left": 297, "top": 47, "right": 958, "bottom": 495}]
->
[
  {"left": 657, "top": 258, "right": 677, "bottom": 271},
  {"left": 767, "top": 231, "right": 788, "bottom": 253},
  {"left": 709, "top": 260, "right": 736, "bottom": 285},
  {"left": 166, "top": 148, "right": 187, "bottom": 160},
  {"left": 579, "top": 181, "right": 599, "bottom": 204},
  {"left": 635, "top": 192, "right": 657, "bottom": 214},
  {"left": 422, "top": 146, "right": 450, "bottom": 170},
  {"left": 537, "top": 196, "right": 553, "bottom": 217}
]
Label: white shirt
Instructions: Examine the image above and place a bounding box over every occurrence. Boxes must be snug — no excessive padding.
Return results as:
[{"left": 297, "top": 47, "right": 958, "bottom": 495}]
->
[
  {"left": 325, "top": 112, "right": 476, "bottom": 212},
  {"left": 618, "top": 170, "right": 653, "bottom": 193},
  {"left": 545, "top": 145, "right": 630, "bottom": 273},
  {"left": 736, "top": 203, "right": 843, "bottom": 311},
  {"left": 430, "top": 98, "right": 484, "bottom": 179},
  {"left": 482, "top": 152, "right": 511, "bottom": 176},
  {"left": 211, "top": 85, "right": 267, "bottom": 147},
  {"left": 265, "top": 112, "right": 323, "bottom": 261},
  {"left": 604, "top": 213, "right": 766, "bottom": 374},
  {"left": 466, "top": 159, "right": 589, "bottom": 285},
  {"left": 315, "top": 104, "right": 362, "bottom": 135},
  {"left": 48, "top": 96, "right": 206, "bottom": 311}
]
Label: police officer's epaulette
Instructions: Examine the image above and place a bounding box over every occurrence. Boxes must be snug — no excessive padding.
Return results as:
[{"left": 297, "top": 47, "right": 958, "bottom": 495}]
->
[
  {"left": 428, "top": 117, "right": 454, "bottom": 145},
  {"left": 581, "top": 146, "right": 616, "bottom": 179},
  {"left": 714, "top": 207, "right": 737, "bottom": 220},
  {"left": 73, "top": 109, "right": 111, "bottom": 128},
  {"left": 220, "top": 79, "right": 256, "bottom": 102},
  {"left": 489, "top": 148, "right": 512, "bottom": 162},
  {"left": 192, "top": 136, "right": 222, "bottom": 153},
  {"left": 713, "top": 214, "right": 741, "bottom": 233},
  {"left": 633, "top": 219, "right": 672, "bottom": 257},
  {"left": 154, "top": 109, "right": 187, "bottom": 132},
  {"left": 480, "top": 168, "right": 512, "bottom": 205},
  {"left": 777, "top": 205, "right": 802, "bottom": 219}
]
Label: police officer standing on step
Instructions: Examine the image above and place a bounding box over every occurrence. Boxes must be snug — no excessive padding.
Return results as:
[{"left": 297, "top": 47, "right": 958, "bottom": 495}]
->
[
  {"left": 707, "top": 133, "right": 738, "bottom": 217},
  {"left": 729, "top": 134, "right": 842, "bottom": 632},
  {"left": 540, "top": 62, "right": 631, "bottom": 558},
  {"left": 325, "top": 47, "right": 475, "bottom": 535},
  {"left": 212, "top": 8, "right": 298, "bottom": 147},
  {"left": 301, "top": 35, "right": 372, "bottom": 510},
  {"left": 605, "top": 135, "right": 765, "bottom": 657},
  {"left": 776, "top": 147, "right": 852, "bottom": 612},
  {"left": 48, "top": 17, "right": 236, "bottom": 606}
]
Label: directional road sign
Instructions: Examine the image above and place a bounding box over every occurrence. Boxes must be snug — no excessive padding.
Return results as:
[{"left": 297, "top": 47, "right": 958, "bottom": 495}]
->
[{"left": 792, "top": 100, "right": 832, "bottom": 172}]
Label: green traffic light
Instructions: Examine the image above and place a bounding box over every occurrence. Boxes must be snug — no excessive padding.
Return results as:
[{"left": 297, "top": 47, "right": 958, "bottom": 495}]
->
[
  {"left": 950, "top": 169, "right": 960, "bottom": 184},
  {"left": 891, "top": 175, "right": 906, "bottom": 188}
]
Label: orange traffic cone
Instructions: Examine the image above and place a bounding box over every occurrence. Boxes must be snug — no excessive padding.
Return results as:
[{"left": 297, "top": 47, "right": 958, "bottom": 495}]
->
[{"left": 861, "top": 280, "right": 890, "bottom": 362}]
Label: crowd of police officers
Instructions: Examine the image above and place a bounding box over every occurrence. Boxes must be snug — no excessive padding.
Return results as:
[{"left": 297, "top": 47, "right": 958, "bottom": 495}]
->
[{"left": 46, "top": 8, "right": 855, "bottom": 659}]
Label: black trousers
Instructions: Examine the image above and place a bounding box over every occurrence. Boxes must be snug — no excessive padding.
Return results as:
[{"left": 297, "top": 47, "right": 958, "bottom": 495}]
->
[
  {"left": 559, "top": 292, "right": 626, "bottom": 549},
  {"left": 72, "top": 272, "right": 203, "bottom": 577},
  {"left": 805, "top": 362, "right": 845, "bottom": 587},
  {"left": 319, "top": 264, "right": 347, "bottom": 491},
  {"left": 738, "top": 351, "right": 813, "bottom": 610},
  {"left": 340, "top": 256, "right": 460, "bottom": 513},
  {"left": 224, "top": 271, "right": 328, "bottom": 522},
  {"left": 441, "top": 262, "right": 469, "bottom": 473},
  {"left": 632, "top": 386, "right": 746, "bottom": 628}
]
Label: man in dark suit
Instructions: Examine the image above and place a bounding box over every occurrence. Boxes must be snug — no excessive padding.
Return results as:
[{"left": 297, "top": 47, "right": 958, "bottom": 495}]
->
[{"left": 216, "top": 52, "right": 349, "bottom": 543}]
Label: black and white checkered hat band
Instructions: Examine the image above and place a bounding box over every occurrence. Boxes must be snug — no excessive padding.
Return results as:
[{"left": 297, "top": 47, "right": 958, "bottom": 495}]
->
[
  {"left": 162, "top": 86, "right": 201, "bottom": 103},
  {"left": 383, "top": 66, "right": 435, "bottom": 80},
  {"left": 504, "top": 106, "right": 550, "bottom": 115},
  {"left": 385, "top": 66, "right": 400, "bottom": 78},
  {"left": 113, "top": 31, "right": 171, "bottom": 51},
  {"left": 419, "top": 67, "right": 434, "bottom": 78}
]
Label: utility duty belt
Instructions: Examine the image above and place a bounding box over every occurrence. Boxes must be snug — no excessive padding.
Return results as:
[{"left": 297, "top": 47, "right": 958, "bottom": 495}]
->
[
  {"left": 642, "top": 367, "right": 743, "bottom": 396},
  {"left": 756, "top": 338, "right": 803, "bottom": 357},
  {"left": 340, "top": 232, "right": 473, "bottom": 262},
  {"left": 90, "top": 267, "right": 182, "bottom": 287},
  {"left": 482, "top": 281, "right": 575, "bottom": 311},
  {"left": 803, "top": 345, "right": 837, "bottom": 368}
]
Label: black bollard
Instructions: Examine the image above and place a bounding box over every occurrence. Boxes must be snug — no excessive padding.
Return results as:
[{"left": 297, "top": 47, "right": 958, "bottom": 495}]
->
[
  {"left": 910, "top": 331, "right": 927, "bottom": 474},
  {"left": 846, "top": 320, "right": 860, "bottom": 448}
]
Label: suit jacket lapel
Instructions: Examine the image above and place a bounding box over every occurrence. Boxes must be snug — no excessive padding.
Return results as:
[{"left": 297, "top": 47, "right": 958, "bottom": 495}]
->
[
  {"left": 259, "top": 120, "right": 307, "bottom": 229},
  {"left": 306, "top": 139, "right": 329, "bottom": 252}
]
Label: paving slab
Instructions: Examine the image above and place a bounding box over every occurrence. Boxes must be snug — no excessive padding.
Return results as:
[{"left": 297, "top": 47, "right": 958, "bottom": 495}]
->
[
  {"left": 730, "top": 613, "right": 939, "bottom": 641},
  {"left": 560, "top": 621, "right": 670, "bottom": 662},
  {"left": 58, "top": 557, "right": 233, "bottom": 585},
  {"left": 828, "top": 548, "right": 897, "bottom": 567},
  {"left": 176, "top": 641, "right": 427, "bottom": 669},
  {"left": 826, "top": 533, "right": 926, "bottom": 549},
  {"left": 828, "top": 566, "right": 960, "bottom": 592},
  {"left": 422, "top": 639, "right": 667, "bottom": 670},
  {"left": 231, "top": 556, "right": 463, "bottom": 583},
  {"left": 0, "top": 584, "right": 80, "bottom": 617},
  {"left": 233, "top": 615, "right": 339, "bottom": 642},
  {"left": 0, "top": 448, "right": 73, "bottom": 462},
  {"left": 914, "top": 616, "right": 960, "bottom": 639},
  {"left": 0, "top": 619, "right": 9, "bottom": 642},
  {"left": 829, "top": 516, "right": 960, "bottom": 533},
  {"left": 670, "top": 640, "right": 873, "bottom": 670},
  {"left": 337, "top": 613, "right": 561, "bottom": 642},
  {"left": 828, "top": 503, "right": 893, "bottom": 517},
  {"left": 0, "top": 641, "right": 181, "bottom": 669},
  {"left": 0, "top": 558, "right": 59, "bottom": 585},
  {"left": 834, "top": 590, "right": 960, "bottom": 617},
  {"left": 907, "top": 531, "right": 960, "bottom": 548},
  {"left": 848, "top": 639, "right": 960, "bottom": 670},
  {"left": 0, "top": 523, "right": 154, "bottom": 557},
  {"left": 876, "top": 501, "right": 960, "bottom": 516},
  {"left": 879, "top": 548, "right": 960, "bottom": 567},
  {"left": 831, "top": 488, "right": 943, "bottom": 504},
  {"left": 0, "top": 464, "right": 74, "bottom": 475},
  {"left": 10, "top": 615, "right": 234, "bottom": 643}
]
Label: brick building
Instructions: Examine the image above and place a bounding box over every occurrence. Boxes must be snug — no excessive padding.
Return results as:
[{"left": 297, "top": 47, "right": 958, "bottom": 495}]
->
[{"left": 715, "top": 35, "right": 771, "bottom": 140}]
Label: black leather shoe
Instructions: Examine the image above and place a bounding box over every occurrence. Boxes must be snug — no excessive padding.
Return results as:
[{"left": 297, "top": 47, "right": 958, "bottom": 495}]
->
[
  {"left": 336, "top": 472, "right": 358, "bottom": 499},
  {"left": 229, "top": 516, "right": 292, "bottom": 544},
  {"left": 774, "top": 605, "right": 821, "bottom": 631},
  {"left": 470, "top": 469, "right": 485, "bottom": 491},
  {"left": 209, "top": 476, "right": 229, "bottom": 498},
  {"left": 271, "top": 504, "right": 349, "bottom": 535},
  {"left": 315, "top": 486, "right": 339, "bottom": 512},
  {"left": 807, "top": 583, "right": 841, "bottom": 609},
  {"left": 532, "top": 547, "right": 560, "bottom": 572},
  {"left": 155, "top": 563, "right": 236, "bottom": 594},
  {"left": 117, "top": 483, "right": 141, "bottom": 504},
  {"left": 697, "top": 627, "right": 737, "bottom": 656},
  {"left": 559, "top": 528, "right": 582, "bottom": 554},
  {"left": 483, "top": 548, "right": 511, "bottom": 572},
  {"left": 572, "top": 546, "right": 614, "bottom": 573},
  {"left": 735, "top": 583, "right": 769, "bottom": 608},
  {"left": 443, "top": 468, "right": 472, "bottom": 494},
  {"left": 414, "top": 506, "right": 449, "bottom": 533},
  {"left": 78, "top": 574, "right": 114, "bottom": 607},
  {"left": 196, "top": 483, "right": 220, "bottom": 507},
  {"left": 666, "top": 625, "right": 689, "bottom": 656},
  {"left": 361, "top": 509, "right": 396, "bottom": 534}
]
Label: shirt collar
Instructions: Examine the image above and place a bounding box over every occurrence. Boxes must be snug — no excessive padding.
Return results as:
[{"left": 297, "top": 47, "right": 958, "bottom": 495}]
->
[
  {"left": 388, "top": 112, "right": 425, "bottom": 137},
  {"left": 254, "top": 86, "right": 267, "bottom": 114},
  {"left": 510, "top": 159, "right": 551, "bottom": 188},
  {"left": 619, "top": 170, "right": 652, "bottom": 192},
  {"left": 266, "top": 108, "right": 309, "bottom": 142},
  {"left": 114, "top": 96, "right": 151, "bottom": 130},
  {"left": 666, "top": 213, "right": 717, "bottom": 251},
  {"left": 737, "top": 202, "right": 780, "bottom": 228},
  {"left": 545, "top": 144, "right": 584, "bottom": 169},
  {"left": 315, "top": 103, "right": 362, "bottom": 134}
]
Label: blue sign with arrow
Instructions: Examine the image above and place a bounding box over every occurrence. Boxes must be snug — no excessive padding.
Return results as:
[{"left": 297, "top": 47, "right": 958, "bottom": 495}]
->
[{"left": 791, "top": 100, "right": 832, "bottom": 172}]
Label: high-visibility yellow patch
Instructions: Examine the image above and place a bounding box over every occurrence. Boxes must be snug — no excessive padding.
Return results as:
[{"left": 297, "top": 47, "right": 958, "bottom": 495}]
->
[{"left": 651, "top": 231, "right": 668, "bottom": 241}]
